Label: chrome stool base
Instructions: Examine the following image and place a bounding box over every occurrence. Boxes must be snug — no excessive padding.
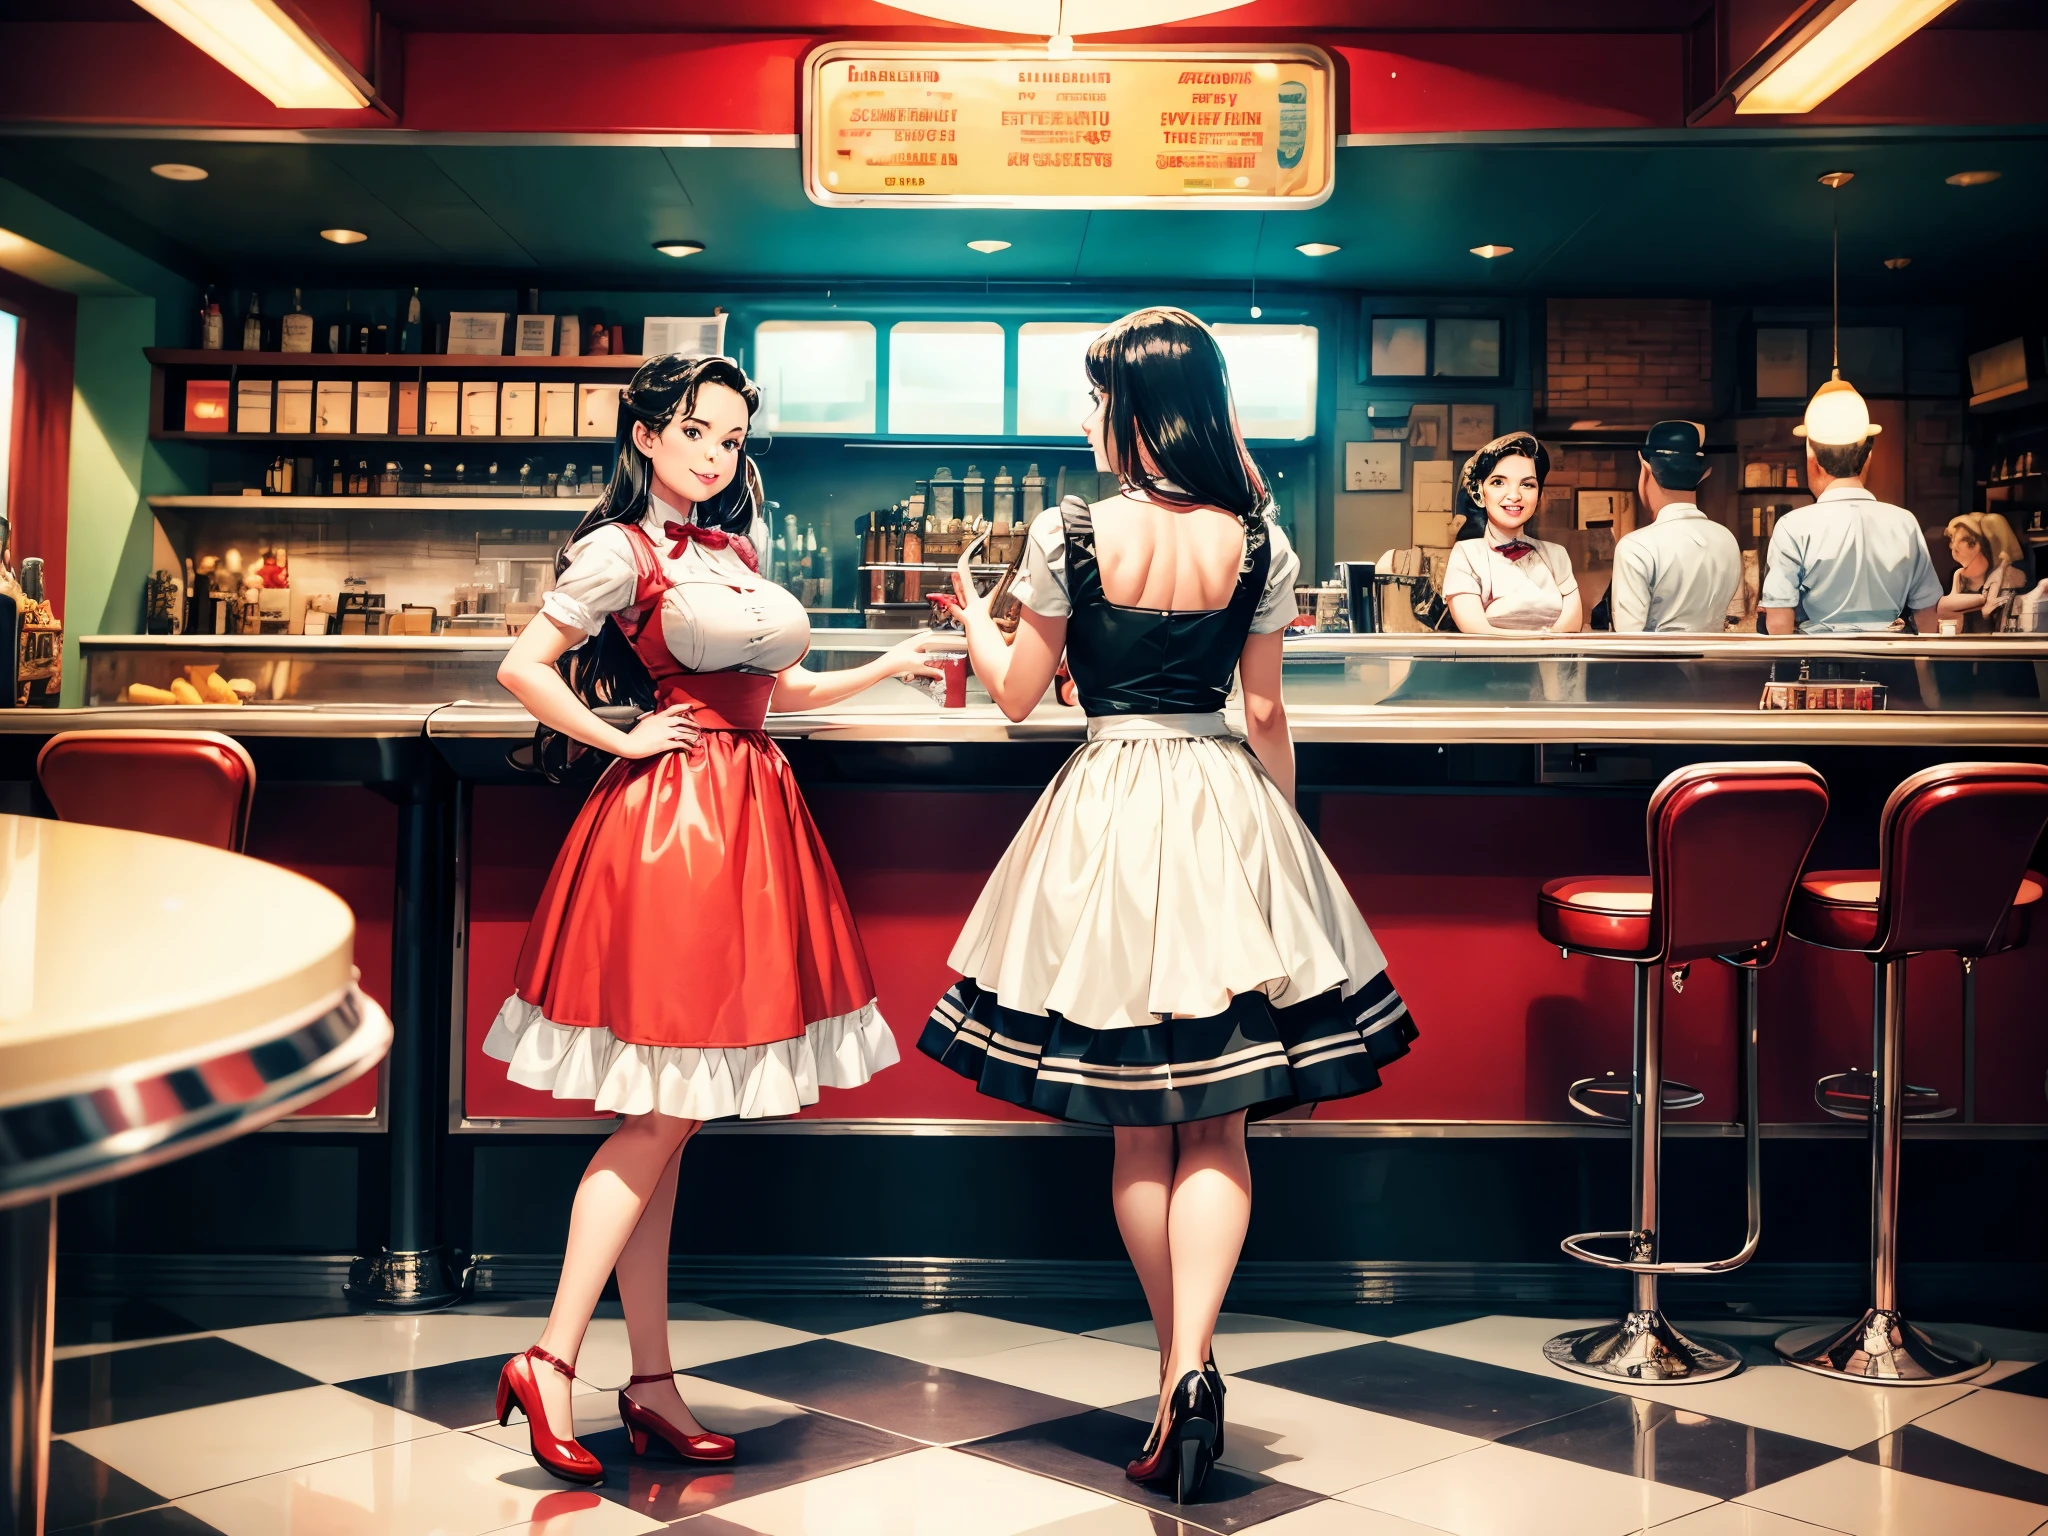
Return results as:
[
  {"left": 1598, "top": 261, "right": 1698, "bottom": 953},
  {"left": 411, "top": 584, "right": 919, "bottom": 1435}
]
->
[
  {"left": 1544, "top": 1312, "right": 1743, "bottom": 1384},
  {"left": 1774, "top": 1311, "right": 1990, "bottom": 1386}
]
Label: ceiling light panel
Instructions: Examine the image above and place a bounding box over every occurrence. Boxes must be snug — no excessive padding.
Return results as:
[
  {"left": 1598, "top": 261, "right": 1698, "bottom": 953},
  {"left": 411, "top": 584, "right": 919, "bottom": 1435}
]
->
[
  {"left": 1945, "top": 170, "right": 2001, "bottom": 187},
  {"left": 1295, "top": 242, "right": 1340, "bottom": 257},
  {"left": 1470, "top": 244, "right": 1513, "bottom": 259},
  {"left": 654, "top": 241, "right": 706, "bottom": 257},
  {"left": 967, "top": 239, "right": 1011, "bottom": 253},
  {"left": 1736, "top": 0, "right": 1957, "bottom": 115},
  {"left": 132, "top": 0, "right": 369, "bottom": 110},
  {"left": 150, "top": 163, "right": 209, "bottom": 181},
  {"left": 319, "top": 228, "right": 367, "bottom": 244}
]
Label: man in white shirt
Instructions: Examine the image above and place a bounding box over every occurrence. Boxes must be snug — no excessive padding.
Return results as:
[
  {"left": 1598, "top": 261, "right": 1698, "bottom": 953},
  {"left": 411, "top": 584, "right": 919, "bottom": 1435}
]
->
[
  {"left": 1610, "top": 421, "right": 1742, "bottom": 633},
  {"left": 1759, "top": 381, "right": 1940, "bottom": 634}
]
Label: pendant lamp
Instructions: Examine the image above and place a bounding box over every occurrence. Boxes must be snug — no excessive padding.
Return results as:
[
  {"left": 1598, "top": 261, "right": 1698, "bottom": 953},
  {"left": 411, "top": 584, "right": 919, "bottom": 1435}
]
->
[{"left": 1795, "top": 171, "right": 1880, "bottom": 445}]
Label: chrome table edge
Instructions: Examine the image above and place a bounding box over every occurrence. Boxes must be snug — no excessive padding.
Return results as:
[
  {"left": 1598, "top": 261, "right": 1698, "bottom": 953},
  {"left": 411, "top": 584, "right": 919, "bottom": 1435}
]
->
[{"left": 0, "top": 987, "right": 392, "bottom": 1210}]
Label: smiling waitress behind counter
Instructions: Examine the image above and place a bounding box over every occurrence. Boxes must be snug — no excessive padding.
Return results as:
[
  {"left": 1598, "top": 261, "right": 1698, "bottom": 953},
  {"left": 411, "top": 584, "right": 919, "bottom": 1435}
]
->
[{"left": 1443, "top": 433, "right": 1583, "bottom": 634}]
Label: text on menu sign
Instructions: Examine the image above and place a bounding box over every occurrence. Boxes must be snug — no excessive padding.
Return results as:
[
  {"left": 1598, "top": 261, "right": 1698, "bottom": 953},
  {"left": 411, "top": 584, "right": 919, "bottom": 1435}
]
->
[{"left": 805, "top": 46, "right": 1333, "bottom": 208}]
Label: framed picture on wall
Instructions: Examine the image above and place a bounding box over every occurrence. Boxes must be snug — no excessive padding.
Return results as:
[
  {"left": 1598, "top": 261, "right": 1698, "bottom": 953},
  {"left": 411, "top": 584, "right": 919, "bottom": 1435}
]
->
[
  {"left": 1450, "top": 401, "right": 1496, "bottom": 450},
  {"left": 1369, "top": 317, "right": 1429, "bottom": 378},
  {"left": 1755, "top": 327, "right": 1808, "bottom": 399},
  {"left": 1345, "top": 440, "right": 1403, "bottom": 492},
  {"left": 1576, "top": 488, "right": 1635, "bottom": 529},
  {"left": 1433, "top": 317, "right": 1503, "bottom": 378}
]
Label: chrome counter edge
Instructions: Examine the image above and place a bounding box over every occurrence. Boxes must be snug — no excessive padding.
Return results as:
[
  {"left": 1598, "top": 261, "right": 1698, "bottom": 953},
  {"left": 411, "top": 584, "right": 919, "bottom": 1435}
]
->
[{"left": 10, "top": 703, "right": 2048, "bottom": 746}]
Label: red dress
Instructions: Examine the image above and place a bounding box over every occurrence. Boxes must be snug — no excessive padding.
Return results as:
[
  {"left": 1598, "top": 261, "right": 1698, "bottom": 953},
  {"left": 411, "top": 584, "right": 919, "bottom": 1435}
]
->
[{"left": 484, "top": 517, "right": 896, "bottom": 1120}]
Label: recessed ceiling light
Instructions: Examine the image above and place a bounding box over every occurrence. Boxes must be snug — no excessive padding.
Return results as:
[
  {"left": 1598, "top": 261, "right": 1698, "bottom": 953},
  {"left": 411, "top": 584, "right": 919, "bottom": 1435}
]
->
[
  {"left": 1295, "top": 242, "right": 1340, "bottom": 257},
  {"left": 967, "top": 239, "right": 1011, "bottom": 254},
  {"left": 1470, "top": 244, "right": 1513, "bottom": 259},
  {"left": 1884, "top": 256, "right": 1911, "bottom": 270},
  {"left": 653, "top": 240, "right": 705, "bottom": 258},
  {"left": 319, "top": 228, "right": 367, "bottom": 244},
  {"left": 151, "top": 163, "right": 208, "bottom": 182},
  {"left": 1945, "top": 170, "right": 2001, "bottom": 187},
  {"left": 1569, "top": 420, "right": 1603, "bottom": 430}
]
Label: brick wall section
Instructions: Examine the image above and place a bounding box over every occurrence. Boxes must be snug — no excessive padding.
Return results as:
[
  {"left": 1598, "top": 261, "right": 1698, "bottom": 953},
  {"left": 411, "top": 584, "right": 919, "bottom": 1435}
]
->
[{"left": 1545, "top": 298, "right": 1713, "bottom": 420}]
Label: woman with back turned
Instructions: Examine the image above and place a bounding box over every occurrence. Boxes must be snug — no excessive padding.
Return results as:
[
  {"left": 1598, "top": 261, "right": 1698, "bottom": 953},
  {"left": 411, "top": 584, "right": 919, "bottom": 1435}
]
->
[{"left": 923, "top": 308, "right": 1418, "bottom": 1503}]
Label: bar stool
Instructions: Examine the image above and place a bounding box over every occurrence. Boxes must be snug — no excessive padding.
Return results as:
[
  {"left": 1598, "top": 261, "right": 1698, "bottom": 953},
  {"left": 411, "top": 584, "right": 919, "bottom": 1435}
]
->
[
  {"left": 1775, "top": 761, "right": 2048, "bottom": 1385},
  {"left": 1963, "top": 873, "right": 2041, "bottom": 1122},
  {"left": 1537, "top": 761, "right": 1829, "bottom": 1383},
  {"left": 37, "top": 729, "right": 256, "bottom": 851}
]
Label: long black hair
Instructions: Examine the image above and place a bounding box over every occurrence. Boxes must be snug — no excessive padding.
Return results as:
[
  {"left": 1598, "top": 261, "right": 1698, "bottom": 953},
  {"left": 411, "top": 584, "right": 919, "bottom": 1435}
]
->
[
  {"left": 1454, "top": 431, "right": 1550, "bottom": 542},
  {"left": 556, "top": 354, "right": 762, "bottom": 717},
  {"left": 1084, "top": 307, "right": 1267, "bottom": 522}
]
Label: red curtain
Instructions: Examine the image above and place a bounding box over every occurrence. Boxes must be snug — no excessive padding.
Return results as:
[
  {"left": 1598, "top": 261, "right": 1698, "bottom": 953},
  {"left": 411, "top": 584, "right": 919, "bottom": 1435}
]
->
[{"left": 0, "top": 266, "right": 76, "bottom": 613}]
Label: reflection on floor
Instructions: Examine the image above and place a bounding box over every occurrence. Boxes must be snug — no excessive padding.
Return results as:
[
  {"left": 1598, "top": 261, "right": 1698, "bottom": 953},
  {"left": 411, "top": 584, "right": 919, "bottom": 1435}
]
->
[{"left": 47, "top": 1293, "right": 2048, "bottom": 1535}]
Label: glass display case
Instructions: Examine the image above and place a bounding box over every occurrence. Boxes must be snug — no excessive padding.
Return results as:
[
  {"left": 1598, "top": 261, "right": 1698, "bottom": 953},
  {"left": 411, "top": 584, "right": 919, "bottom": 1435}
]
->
[
  {"left": 82, "top": 635, "right": 515, "bottom": 708},
  {"left": 1273, "top": 634, "right": 2048, "bottom": 715}
]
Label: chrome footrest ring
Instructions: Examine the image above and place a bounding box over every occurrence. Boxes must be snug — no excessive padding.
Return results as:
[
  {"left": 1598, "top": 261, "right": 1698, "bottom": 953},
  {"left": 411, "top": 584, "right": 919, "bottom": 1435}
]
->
[{"left": 1567, "top": 1073, "right": 1705, "bottom": 1122}]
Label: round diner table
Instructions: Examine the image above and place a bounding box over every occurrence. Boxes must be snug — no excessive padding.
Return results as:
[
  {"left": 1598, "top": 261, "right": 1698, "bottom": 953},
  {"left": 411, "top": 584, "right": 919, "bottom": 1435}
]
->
[{"left": 0, "top": 814, "right": 391, "bottom": 1536}]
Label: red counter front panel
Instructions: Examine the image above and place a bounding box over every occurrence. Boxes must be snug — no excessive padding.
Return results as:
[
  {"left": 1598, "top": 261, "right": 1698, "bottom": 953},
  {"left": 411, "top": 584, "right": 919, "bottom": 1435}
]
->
[
  {"left": 247, "top": 785, "right": 392, "bottom": 1119},
  {"left": 462, "top": 785, "right": 2047, "bottom": 1125}
]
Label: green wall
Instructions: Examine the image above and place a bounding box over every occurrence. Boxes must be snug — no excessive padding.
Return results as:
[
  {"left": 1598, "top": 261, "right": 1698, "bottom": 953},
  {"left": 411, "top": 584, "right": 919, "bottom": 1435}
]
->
[{"left": 0, "top": 175, "right": 201, "bottom": 703}]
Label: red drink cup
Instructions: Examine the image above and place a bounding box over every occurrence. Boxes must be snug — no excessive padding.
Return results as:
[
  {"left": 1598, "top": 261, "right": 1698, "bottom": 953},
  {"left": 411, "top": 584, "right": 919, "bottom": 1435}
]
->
[{"left": 938, "top": 650, "right": 968, "bottom": 708}]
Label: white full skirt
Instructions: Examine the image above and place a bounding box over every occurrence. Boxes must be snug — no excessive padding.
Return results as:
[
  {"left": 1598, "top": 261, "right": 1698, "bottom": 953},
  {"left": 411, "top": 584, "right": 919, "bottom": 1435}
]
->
[{"left": 947, "top": 716, "right": 1389, "bottom": 1032}]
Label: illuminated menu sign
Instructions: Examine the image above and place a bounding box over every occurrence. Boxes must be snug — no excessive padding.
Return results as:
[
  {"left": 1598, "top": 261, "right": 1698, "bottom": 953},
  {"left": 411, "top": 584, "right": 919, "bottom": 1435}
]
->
[{"left": 804, "top": 45, "right": 1333, "bottom": 209}]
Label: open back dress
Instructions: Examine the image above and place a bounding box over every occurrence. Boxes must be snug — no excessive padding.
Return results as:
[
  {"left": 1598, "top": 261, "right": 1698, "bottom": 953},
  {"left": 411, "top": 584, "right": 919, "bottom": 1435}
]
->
[{"left": 919, "top": 493, "right": 1416, "bottom": 1124}]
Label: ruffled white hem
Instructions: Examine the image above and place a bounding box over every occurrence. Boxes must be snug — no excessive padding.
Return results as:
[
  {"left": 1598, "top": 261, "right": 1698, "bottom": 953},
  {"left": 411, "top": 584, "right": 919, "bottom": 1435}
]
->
[{"left": 482, "top": 995, "right": 899, "bottom": 1121}]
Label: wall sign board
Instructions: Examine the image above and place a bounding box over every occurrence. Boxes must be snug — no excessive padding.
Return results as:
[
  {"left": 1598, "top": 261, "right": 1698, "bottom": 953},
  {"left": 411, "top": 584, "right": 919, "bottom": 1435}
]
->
[{"left": 804, "top": 43, "right": 1333, "bottom": 209}]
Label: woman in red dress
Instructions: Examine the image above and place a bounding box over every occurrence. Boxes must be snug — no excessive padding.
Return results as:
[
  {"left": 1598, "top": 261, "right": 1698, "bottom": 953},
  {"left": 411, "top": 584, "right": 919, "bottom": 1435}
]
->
[{"left": 487, "top": 355, "right": 938, "bottom": 1484}]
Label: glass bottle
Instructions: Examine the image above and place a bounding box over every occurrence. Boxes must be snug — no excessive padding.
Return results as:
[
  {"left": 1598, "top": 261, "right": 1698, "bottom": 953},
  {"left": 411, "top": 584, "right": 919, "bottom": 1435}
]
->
[
  {"left": 962, "top": 465, "right": 985, "bottom": 524},
  {"left": 400, "top": 286, "right": 423, "bottom": 353},
  {"left": 330, "top": 457, "right": 345, "bottom": 495},
  {"left": 560, "top": 463, "right": 578, "bottom": 497},
  {"left": 200, "top": 288, "right": 223, "bottom": 350},
  {"left": 992, "top": 465, "right": 1015, "bottom": 533},
  {"left": 241, "top": 290, "right": 264, "bottom": 351},
  {"left": 280, "top": 288, "right": 313, "bottom": 353},
  {"left": 1022, "top": 462, "right": 1046, "bottom": 518}
]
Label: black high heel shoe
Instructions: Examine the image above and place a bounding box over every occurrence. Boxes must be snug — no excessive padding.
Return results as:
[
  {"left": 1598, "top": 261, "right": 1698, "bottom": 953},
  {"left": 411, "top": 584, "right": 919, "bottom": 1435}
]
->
[
  {"left": 1203, "top": 1351, "right": 1225, "bottom": 1459},
  {"left": 1125, "top": 1370, "right": 1220, "bottom": 1504}
]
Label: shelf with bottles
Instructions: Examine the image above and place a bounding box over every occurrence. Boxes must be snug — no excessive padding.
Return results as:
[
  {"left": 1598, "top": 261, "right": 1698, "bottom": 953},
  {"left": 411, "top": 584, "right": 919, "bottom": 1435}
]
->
[
  {"left": 151, "top": 495, "right": 602, "bottom": 514},
  {"left": 148, "top": 350, "right": 651, "bottom": 372},
  {"left": 189, "top": 451, "right": 614, "bottom": 501}
]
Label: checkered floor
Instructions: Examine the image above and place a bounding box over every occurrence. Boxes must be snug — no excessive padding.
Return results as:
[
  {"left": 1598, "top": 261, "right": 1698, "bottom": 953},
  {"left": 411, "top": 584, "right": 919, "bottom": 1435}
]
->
[{"left": 46, "top": 1293, "right": 2048, "bottom": 1535}]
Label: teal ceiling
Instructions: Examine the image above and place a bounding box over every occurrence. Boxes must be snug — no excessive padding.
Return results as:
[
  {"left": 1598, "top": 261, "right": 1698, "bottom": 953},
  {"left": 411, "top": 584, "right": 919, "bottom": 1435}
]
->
[{"left": 1, "top": 131, "right": 2043, "bottom": 303}]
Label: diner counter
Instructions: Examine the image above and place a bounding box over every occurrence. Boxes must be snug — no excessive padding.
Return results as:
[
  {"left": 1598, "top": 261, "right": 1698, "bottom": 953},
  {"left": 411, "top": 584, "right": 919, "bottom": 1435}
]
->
[{"left": 16, "top": 632, "right": 2046, "bottom": 1316}]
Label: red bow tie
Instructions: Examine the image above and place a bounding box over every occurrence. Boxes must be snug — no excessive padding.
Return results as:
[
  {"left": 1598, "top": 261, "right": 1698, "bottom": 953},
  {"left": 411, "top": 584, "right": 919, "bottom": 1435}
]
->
[
  {"left": 1494, "top": 540, "right": 1536, "bottom": 562},
  {"left": 664, "top": 520, "right": 759, "bottom": 574}
]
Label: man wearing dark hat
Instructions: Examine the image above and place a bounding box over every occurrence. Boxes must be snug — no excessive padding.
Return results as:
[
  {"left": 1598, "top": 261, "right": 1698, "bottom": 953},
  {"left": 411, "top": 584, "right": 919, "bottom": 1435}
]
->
[{"left": 1609, "top": 420, "right": 1742, "bottom": 633}]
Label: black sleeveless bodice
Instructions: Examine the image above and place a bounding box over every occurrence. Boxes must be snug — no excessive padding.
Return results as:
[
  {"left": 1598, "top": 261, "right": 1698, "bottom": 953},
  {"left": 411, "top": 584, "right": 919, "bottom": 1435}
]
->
[{"left": 1059, "top": 494, "right": 1271, "bottom": 717}]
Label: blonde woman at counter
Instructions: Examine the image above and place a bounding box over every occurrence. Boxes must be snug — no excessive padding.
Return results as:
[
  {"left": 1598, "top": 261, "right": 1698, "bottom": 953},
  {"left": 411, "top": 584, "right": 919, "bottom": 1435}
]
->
[
  {"left": 1442, "top": 433, "right": 1583, "bottom": 634},
  {"left": 1941, "top": 512, "right": 2028, "bottom": 633}
]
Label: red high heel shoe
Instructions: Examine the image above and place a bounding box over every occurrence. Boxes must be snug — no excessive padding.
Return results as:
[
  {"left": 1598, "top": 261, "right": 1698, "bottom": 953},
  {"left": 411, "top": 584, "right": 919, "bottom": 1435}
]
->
[
  {"left": 618, "top": 1372, "right": 737, "bottom": 1463},
  {"left": 496, "top": 1346, "right": 604, "bottom": 1486}
]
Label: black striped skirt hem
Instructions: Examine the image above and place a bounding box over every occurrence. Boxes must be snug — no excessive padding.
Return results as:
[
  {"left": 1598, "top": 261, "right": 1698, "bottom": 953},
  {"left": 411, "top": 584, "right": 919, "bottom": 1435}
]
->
[{"left": 916, "top": 974, "right": 1417, "bottom": 1126}]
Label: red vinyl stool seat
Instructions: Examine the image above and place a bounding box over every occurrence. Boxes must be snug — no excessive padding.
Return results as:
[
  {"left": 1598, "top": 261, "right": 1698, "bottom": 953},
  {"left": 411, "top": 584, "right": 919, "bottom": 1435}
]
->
[
  {"left": 1775, "top": 762, "right": 2048, "bottom": 1387},
  {"left": 1539, "top": 761, "right": 1829, "bottom": 1386},
  {"left": 1790, "top": 872, "right": 1884, "bottom": 951},
  {"left": 1537, "top": 878, "right": 1653, "bottom": 957},
  {"left": 36, "top": 729, "right": 256, "bottom": 852}
]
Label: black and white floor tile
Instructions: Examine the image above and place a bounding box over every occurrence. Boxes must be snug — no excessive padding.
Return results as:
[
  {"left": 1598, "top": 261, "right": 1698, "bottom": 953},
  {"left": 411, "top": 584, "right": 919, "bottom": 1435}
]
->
[{"left": 44, "top": 1293, "right": 2048, "bottom": 1535}]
